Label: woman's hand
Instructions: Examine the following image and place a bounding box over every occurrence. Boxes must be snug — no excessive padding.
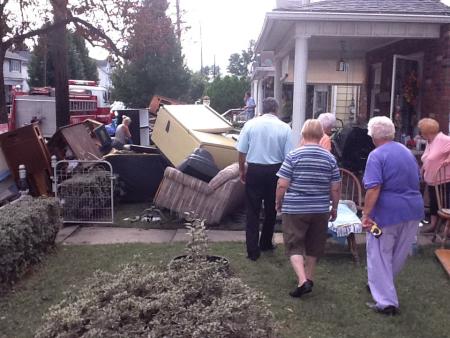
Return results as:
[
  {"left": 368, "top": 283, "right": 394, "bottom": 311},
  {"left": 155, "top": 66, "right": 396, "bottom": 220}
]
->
[
  {"left": 275, "top": 200, "right": 282, "bottom": 213},
  {"left": 329, "top": 208, "right": 337, "bottom": 222},
  {"left": 361, "top": 214, "right": 375, "bottom": 230}
]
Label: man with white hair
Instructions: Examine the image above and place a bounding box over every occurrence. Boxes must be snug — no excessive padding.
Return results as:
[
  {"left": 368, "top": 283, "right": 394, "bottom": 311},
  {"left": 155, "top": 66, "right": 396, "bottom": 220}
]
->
[{"left": 362, "top": 116, "right": 423, "bottom": 315}]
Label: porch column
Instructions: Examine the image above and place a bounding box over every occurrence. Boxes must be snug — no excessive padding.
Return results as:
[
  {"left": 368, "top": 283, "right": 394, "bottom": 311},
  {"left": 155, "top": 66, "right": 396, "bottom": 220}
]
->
[
  {"left": 274, "top": 59, "right": 282, "bottom": 106},
  {"left": 251, "top": 80, "right": 258, "bottom": 114},
  {"left": 292, "top": 35, "right": 309, "bottom": 145},
  {"left": 257, "top": 80, "right": 264, "bottom": 116}
]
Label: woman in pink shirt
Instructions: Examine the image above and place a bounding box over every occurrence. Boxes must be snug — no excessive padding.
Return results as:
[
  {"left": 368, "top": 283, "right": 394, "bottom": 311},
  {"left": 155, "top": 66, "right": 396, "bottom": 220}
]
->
[{"left": 419, "top": 118, "right": 450, "bottom": 233}]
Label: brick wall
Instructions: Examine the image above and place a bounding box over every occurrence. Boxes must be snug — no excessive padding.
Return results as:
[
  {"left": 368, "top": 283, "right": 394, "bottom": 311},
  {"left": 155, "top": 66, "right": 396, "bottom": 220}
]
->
[{"left": 365, "top": 24, "right": 450, "bottom": 134}]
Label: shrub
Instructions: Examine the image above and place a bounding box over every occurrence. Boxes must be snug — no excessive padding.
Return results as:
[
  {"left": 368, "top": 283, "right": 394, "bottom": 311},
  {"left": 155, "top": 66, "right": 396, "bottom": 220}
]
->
[
  {"left": 0, "top": 196, "right": 61, "bottom": 286},
  {"left": 36, "top": 261, "right": 278, "bottom": 338},
  {"left": 36, "top": 215, "right": 279, "bottom": 338}
]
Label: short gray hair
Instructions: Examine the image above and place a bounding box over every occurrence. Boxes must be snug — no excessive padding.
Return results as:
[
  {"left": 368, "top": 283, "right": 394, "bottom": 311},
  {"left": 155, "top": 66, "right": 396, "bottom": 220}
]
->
[
  {"left": 262, "top": 97, "right": 279, "bottom": 114},
  {"left": 367, "top": 116, "right": 395, "bottom": 141},
  {"left": 317, "top": 113, "right": 336, "bottom": 130}
]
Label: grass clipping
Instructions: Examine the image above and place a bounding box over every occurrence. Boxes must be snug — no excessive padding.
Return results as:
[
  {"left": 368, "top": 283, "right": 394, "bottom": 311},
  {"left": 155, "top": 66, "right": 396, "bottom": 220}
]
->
[{"left": 35, "top": 217, "right": 279, "bottom": 338}]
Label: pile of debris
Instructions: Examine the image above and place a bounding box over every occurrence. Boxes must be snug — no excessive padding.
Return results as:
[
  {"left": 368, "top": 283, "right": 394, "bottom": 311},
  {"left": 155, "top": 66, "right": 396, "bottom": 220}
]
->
[{"left": 0, "top": 103, "right": 242, "bottom": 226}]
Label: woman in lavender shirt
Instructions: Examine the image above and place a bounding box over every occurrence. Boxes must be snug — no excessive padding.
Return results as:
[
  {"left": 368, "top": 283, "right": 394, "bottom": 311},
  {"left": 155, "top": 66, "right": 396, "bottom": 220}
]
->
[{"left": 362, "top": 116, "right": 424, "bottom": 316}]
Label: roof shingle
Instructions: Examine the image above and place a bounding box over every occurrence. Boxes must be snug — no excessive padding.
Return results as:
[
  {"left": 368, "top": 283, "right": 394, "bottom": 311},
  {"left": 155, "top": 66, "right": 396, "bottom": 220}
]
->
[{"left": 277, "top": 0, "right": 450, "bottom": 16}]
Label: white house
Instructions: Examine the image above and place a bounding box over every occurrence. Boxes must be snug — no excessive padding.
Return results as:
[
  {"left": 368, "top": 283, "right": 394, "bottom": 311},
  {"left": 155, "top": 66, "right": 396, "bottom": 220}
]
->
[
  {"left": 4, "top": 50, "right": 30, "bottom": 105},
  {"left": 96, "top": 58, "right": 113, "bottom": 94},
  {"left": 252, "top": 0, "right": 450, "bottom": 143}
]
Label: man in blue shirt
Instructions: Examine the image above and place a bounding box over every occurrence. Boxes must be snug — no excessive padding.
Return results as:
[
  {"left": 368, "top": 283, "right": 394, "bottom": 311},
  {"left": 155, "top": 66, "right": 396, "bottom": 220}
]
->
[
  {"left": 237, "top": 97, "right": 292, "bottom": 261},
  {"left": 243, "top": 92, "right": 256, "bottom": 120}
]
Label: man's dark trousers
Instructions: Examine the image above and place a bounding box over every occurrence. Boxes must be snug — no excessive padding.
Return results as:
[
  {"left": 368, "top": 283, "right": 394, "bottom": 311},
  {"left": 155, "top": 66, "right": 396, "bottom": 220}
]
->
[{"left": 245, "top": 163, "right": 281, "bottom": 258}]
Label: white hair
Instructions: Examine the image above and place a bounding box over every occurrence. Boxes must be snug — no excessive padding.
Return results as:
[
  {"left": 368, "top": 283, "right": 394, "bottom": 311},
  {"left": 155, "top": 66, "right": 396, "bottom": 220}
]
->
[
  {"left": 367, "top": 116, "right": 395, "bottom": 141},
  {"left": 123, "top": 116, "right": 131, "bottom": 125},
  {"left": 317, "top": 113, "right": 336, "bottom": 130}
]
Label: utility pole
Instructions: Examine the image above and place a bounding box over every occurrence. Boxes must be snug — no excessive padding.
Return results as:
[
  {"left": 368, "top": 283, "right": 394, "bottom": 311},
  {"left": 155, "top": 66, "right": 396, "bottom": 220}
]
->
[
  {"left": 200, "top": 23, "right": 203, "bottom": 73},
  {"left": 175, "top": 0, "right": 181, "bottom": 41}
]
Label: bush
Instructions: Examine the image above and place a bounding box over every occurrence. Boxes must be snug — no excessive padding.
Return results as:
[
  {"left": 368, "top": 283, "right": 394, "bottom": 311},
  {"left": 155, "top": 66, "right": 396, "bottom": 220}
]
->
[
  {"left": 36, "top": 217, "right": 278, "bottom": 338},
  {"left": 36, "top": 260, "right": 278, "bottom": 338},
  {"left": 0, "top": 196, "right": 61, "bottom": 285}
]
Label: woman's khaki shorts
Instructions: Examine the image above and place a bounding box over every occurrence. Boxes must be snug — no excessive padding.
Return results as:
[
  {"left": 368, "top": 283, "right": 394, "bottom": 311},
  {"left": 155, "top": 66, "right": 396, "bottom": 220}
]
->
[{"left": 282, "top": 213, "right": 329, "bottom": 257}]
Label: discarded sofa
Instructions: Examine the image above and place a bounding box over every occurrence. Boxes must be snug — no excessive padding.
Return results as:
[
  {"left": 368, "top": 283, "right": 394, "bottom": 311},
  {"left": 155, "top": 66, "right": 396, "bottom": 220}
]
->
[{"left": 153, "top": 162, "right": 244, "bottom": 225}]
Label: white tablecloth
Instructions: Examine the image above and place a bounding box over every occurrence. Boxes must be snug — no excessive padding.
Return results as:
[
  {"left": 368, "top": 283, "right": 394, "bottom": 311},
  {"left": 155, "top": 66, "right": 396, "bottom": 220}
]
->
[{"left": 328, "top": 200, "right": 363, "bottom": 237}]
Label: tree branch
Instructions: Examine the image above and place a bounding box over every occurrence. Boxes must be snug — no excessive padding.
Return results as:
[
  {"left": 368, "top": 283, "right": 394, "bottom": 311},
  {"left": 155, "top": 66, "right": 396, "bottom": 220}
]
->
[
  {"left": 5, "top": 18, "right": 70, "bottom": 50},
  {"left": 70, "top": 16, "right": 125, "bottom": 58}
]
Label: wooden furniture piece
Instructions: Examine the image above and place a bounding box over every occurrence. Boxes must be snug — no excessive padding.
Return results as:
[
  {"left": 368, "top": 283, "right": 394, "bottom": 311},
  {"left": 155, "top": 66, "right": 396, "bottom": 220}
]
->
[
  {"left": 433, "top": 164, "right": 450, "bottom": 248},
  {"left": 339, "top": 168, "right": 364, "bottom": 264},
  {"left": 47, "top": 120, "right": 103, "bottom": 161},
  {"left": 151, "top": 104, "right": 237, "bottom": 169},
  {"left": 0, "top": 124, "right": 52, "bottom": 196},
  {"left": 435, "top": 249, "right": 450, "bottom": 277}
]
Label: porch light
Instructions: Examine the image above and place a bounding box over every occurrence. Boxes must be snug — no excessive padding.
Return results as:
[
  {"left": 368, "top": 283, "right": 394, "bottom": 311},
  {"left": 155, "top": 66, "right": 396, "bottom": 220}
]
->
[
  {"left": 336, "top": 58, "right": 348, "bottom": 72},
  {"left": 336, "top": 40, "right": 348, "bottom": 72}
]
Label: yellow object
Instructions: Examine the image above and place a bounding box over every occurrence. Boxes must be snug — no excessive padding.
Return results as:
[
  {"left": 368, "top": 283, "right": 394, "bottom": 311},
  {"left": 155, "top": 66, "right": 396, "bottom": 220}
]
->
[
  {"left": 151, "top": 105, "right": 238, "bottom": 169},
  {"left": 370, "top": 223, "right": 383, "bottom": 238}
]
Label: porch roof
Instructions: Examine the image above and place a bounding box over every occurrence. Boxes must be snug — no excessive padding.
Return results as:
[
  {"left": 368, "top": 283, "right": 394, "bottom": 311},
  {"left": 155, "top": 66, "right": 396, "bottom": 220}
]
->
[
  {"left": 278, "top": 0, "right": 450, "bottom": 16},
  {"left": 256, "top": 1, "right": 450, "bottom": 53}
]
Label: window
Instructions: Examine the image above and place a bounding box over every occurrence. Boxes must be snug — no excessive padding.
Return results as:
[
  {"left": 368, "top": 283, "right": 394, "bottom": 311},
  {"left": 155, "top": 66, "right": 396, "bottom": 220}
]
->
[{"left": 9, "top": 59, "right": 21, "bottom": 72}]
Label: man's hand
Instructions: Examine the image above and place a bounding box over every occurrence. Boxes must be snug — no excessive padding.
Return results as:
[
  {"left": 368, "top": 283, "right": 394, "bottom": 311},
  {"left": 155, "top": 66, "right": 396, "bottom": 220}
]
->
[
  {"left": 238, "top": 152, "right": 247, "bottom": 184},
  {"left": 329, "top": 208, "right": 337, "bottom": 222},
  {"left": 239, "top": 170, "right": 246, "bottom": 184}
]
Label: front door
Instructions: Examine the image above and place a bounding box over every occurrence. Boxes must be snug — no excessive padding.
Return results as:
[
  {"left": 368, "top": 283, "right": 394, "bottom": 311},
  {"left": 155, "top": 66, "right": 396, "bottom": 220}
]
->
[{"left": 390, "top": 54, "right": 422, "bottom": 138}]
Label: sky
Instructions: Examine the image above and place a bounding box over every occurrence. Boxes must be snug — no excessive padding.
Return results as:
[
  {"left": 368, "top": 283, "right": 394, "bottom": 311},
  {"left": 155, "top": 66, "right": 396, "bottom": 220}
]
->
[
  {"left": 170, "top": 0, "right": 274, "bottom": 72},
  {"left": 89, "top": 0, "right": 275, "bottom": 72},
  {"left": 90, "top": 0, "right": 450, "bottom": 72}
]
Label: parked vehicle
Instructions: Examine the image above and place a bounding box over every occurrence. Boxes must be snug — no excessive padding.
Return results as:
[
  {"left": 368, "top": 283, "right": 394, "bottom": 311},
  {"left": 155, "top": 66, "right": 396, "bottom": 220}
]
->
[{"left": 4, "top": 80, "right": 112, "bottom": 138}]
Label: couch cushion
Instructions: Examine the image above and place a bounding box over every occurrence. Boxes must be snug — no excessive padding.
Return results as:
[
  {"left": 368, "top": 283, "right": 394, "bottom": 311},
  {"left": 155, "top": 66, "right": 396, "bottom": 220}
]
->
[{"left": 208, "top": 163, "right": 239, "bottom": 190}]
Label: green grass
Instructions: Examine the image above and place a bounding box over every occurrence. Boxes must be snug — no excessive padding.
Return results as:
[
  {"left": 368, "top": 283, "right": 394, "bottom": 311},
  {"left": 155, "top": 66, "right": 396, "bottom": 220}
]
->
[{"left": 0, "top": 243, "right": 449, "bottom": 338}]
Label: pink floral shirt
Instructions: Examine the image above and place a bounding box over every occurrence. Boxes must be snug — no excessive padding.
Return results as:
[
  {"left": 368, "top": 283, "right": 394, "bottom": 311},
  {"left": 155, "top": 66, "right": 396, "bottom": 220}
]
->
[{"left": 421, "top": 132, "right": 450, "bottom": 185}]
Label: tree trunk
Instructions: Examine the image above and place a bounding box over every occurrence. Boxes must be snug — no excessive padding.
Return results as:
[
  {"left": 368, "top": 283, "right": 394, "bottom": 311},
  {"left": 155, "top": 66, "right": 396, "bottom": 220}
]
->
[
  {"left": 0, "top": 48, "right": 7, "bottom": 123},
  {"left": 50, "top": 0, "right": 70, "bottom": 128}
]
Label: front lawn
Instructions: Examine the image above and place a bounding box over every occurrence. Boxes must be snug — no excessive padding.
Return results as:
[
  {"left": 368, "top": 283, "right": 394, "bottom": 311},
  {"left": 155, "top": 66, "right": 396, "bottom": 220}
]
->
[{"left": 0, "top": 243, "right": 448, "bottom": 338}]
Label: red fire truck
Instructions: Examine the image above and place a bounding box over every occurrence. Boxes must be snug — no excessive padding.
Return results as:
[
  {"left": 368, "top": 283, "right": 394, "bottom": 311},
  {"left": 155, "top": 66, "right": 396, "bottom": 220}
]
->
[{"left": 3, "top": 80, "right": 112, "bottom": 137}]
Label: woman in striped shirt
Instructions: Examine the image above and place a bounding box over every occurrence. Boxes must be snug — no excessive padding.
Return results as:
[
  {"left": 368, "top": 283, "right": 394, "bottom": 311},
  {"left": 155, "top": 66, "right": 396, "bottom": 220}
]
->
[{"left": 276, "top": 119, "right": 341, "bottom": 298}]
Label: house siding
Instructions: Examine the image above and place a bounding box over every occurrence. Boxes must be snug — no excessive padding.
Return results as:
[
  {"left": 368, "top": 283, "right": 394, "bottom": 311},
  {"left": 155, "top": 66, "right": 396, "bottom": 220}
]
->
[{"left": 366, "top": 24, "right": 450, "bottom": 134}]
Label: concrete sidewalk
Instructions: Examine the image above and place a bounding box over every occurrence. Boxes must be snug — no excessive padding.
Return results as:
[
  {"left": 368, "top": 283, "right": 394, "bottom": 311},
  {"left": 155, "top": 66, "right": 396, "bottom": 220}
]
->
[{"left": 57, "top": 225, "right": 435, "bottom": 246}]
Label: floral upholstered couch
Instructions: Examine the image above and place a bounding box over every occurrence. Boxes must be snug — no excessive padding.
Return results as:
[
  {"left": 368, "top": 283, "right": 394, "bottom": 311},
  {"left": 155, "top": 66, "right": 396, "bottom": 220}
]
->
[{"left": 153, "top": 163, "right": 245, "bottom": 225}]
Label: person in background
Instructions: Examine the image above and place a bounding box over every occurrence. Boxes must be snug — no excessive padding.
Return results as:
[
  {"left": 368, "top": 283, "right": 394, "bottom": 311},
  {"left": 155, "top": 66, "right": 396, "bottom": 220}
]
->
[
  {"left": 237, "top": 97, "right": 292, "bottom": 261},
  {"left": 276, "top": 119, "right": 341, "bottom": 298},
  {"left": 418, "top": 118, "right": 450, "bottom": 234},
  {"left": 362, "top": 116, "right": 423, "bottom": 316},
  {"left": 299, "top": 113, "right": 335, "bottom": 151},
  {"left": 113, "top": 116, "right": 132, "bottom": 149},
  {"left": 243, "top": 91, "right": 256, "bottom": 120},
  {"left": 317, "top": 113, "right": 336, "bottom": 152}
]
